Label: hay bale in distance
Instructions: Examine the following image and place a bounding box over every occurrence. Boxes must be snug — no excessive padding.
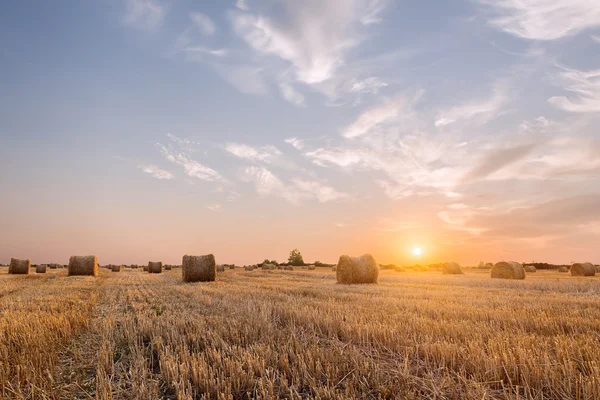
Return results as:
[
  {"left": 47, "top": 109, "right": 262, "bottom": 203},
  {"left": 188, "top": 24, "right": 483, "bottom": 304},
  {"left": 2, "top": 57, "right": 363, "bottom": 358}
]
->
[
  {"left": 491, "top": 261, "right": 525, "bottom": 280},
  {"left": 217, "top": 264, "right": 225, "bottom": 272},
  {"left": 442, "top": 261, "right": 463, "bottom": 275},
  {"left": 229, "top": 264, "right": 235, "bottom": 269},
  {"left": 36, "top": 264, "right": 47, "bottom": 274},
  {"left": 143, "top": 265, "right": 148, "bottom": 272},
  {"left": 182, "top": 254, "right": 216, "bottom": 282},
  {"left": 68, "top": 256, "right": 98, "bottom": 277},
  {"left": 394, "top": 265, "right": 404, "bottom": 273},
  {"left": 558, "top": 267, "right": 568, "bottom": 273},
  {"left": 331, "top": 266, "right": 336, "bottom": 272},
  {"left": 49, "top": 263, "right": 58, "bottom": 269},
  {"left": 164, "top": 264, "right": 172, "bottom": 271},
  {"left": 9, "top": 258, "right": 31, "bottom": 275},
  {"left": 284, "top": 265, "right": 294, "bottom": 271},
  {"left": 307, "top": 265, "right": 316, "bottom": 271},
  {"left": 111, "top": 264, "right": 121, "bottom": 272},
  {"left": 244, "top": 265, "right": 254, "bottom": 271},
  {"left": 336, "top": 254, "right": 379, "bottom": 284},
  {"left": 148, "top": 262, "right": 162, "bottom": 274},
  {"left": 524, "top": 265, "right": 537, "bottom": 273},
  {"left": 571, "top": 262, "right": 595, "bottom": 277}
]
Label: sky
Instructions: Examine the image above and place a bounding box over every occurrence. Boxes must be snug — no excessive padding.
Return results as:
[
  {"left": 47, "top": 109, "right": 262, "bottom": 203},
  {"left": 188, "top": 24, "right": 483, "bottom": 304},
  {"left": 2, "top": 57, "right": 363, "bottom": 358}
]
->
[{"left": 1, "top": 0, "right": 600, "bottom": 267}]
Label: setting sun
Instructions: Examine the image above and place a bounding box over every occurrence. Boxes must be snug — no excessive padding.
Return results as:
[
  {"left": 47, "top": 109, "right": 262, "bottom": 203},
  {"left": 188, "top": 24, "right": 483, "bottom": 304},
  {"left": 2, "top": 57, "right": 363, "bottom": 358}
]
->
[{"left": 413, "top": 247, "right": 423, "bottom": 256}]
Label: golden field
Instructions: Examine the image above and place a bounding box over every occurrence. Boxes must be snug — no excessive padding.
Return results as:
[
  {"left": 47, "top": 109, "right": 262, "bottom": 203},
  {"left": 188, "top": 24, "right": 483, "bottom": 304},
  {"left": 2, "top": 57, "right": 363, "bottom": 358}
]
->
[{"left": 0, "top": 266, "right": 599, "bottom": 399}]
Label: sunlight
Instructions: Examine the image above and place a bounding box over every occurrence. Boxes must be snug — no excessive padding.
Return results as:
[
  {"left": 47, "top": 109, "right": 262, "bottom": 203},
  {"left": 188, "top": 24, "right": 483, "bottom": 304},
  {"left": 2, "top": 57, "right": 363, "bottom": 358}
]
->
[{"left": 413, "top": 247, "right": 423, "bottom": 256}]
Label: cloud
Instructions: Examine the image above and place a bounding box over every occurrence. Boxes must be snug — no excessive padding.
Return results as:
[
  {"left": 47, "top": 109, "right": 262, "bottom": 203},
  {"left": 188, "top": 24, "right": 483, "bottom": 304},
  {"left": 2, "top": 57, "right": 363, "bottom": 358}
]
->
[
  {"left": 157, "top": 144, "right": 224, "bottom": 182},
  {"left": 236, "top": 0, "right": 249, "bottom": 11},
  {"left": 182, "top": 46, "right": 228, "bottom": 57},
  {"left": 435, "top": 83, "right": 509, "bottom": 127},
  {"left": 278, "top": 81, "right": 305, "bottom": 106},
  {"left": 229, "top": 0, "right": 388, "bottom": 85},
  {"left": 213, "top": 65, "right": 269, "bottom": 95},
  {"left": 224, "top": 143, "right": 282, "bottom": 163},
  {"left": 548, "top": 67, "right": 600, "bottom": 113},
  {"left": 461, "top": 142, "right": 537, "bottom": 183},
  {"left": 473, "top": 194, "right": 600, "bottom": 238},
  {"left": 284, "top": 137, "right": 305, "bottom": 150},
  {"left": 189, "top": 12, "right": 216, "bottom": 36},
  {"left": 343, "top": 97, "right": 403, "bottom": 138},
  {"left": 137, "top": 164, "right": 174, "bottom": 180},
  {"left": 123, "top": 0, "right": 165, "bottom": 31},
  {"left": 593, "top": 35, "right": 600, "bottom": 43},
  {"left": 480, "top": 0, "right": 600, "bottom": 40},
  {"left": 207, "top": 204, "right": 221, "bottom": 211},
  {"left": 290, "top": 178, "right": 348, "bottom": 203},
  {"left": 241, "top": 166, "right": 347, "bottom": 204}
]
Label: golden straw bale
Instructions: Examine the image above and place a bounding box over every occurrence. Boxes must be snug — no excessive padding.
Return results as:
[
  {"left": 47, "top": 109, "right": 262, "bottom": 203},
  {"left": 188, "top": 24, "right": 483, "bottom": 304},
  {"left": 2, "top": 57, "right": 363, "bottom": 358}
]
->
[
  {"left": 524, "top": 265, "right": 537, "bottom": 273},
  {"left": 558, "top": 267, "right": 568, "bottom": 273},
  {"left": 491, "top": 261, "right": 525, "bottom": 280},
  {"left": 68, "top": 256, "right": 98, "bottom": 277},
  {"left": 307, "top": 265, "right": 316, "bottom": 270},
  {"left": 111, "top": 264, "right": 121, "bottom": 272},
  {"left": 571, "top": 262, "right": 595, "bottom": 277},
  {"left": 442, "top": 261, "right": 464, "bottom": 275},
  {"left": 36, "top": 264, "right": 47, "bottom": 274},
  {"left": 9, "top": 258, "right": 31, "bottom": 275},
  {"left": 148, "top": 262, "right": 162, "bottom": 274},
  {"left": 336, "top": 254, "right": 379, "bottom": 284},
  {"left": 182, "top": 254, "right": 216, "bottom": 282},
  {"left": 217, "top": 264, "right": 225, "bottom": 272}
]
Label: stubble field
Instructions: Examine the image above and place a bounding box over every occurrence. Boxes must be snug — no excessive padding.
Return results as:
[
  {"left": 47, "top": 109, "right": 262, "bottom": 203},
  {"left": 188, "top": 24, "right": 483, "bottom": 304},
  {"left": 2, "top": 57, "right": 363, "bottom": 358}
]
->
[{"left": 0, "top": 266, "right": 599, "bottom": 399}]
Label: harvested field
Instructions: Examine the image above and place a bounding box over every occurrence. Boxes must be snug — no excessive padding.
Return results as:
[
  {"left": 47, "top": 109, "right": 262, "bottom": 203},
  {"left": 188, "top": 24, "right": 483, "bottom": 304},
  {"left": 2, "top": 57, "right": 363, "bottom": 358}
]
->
[{"left": 0, "top": 267, "right": 599, "bottom": 399}]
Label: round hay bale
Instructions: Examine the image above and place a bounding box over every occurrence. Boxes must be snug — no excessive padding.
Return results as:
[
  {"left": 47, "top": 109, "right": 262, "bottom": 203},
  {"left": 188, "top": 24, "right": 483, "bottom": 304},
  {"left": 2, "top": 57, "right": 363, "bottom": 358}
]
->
[
  {"left": 284, "top": 265, "right": 293, "bottom": 271},
  {"left": 307, "top": 265, "right": 316, "bottom": 271},
  {"left": 491, "top": 261, "right": 525, "bottom": 280},
  {"left": 148, "top": 261, "right": 162, "bottom": 274},
  {"left": 558, "top": 267, "right": 568, "bottom": 273},
  {"left": 394, "top": 265, "right": 404, "bottom": 272},
  {"left": 36, "top": 264, "right": 47, "bottom": 274},
  {"left": 331, "top": 266, "right": 337, "bottom": 272},
  {"left": 244, "top": 265, "right": 254, "bottom": 271},
  {"left": 261, "top": 263, "right": 272, "bottom": 270},
  {"left": 524, "top": 265, "right": 536, "bottom": 273},
  {"left": 68, "top": 256, "right": 98, "bottom": 277},
  {"left": 49, "top": 263, "right": 58, "bottom": 270},
  {"left": 164, "top": 264, "right": 172, "bottom": 270},
  {"left": 336, "top": 254, "right": 379, "bottom": 284},
  {"left": 182, "top": 254, "right": 216, "bottom": 282},
  {"left": 229, "top": 265, "right": 235, "bottom": 269},
  {"left": 571, "top": 262, "right": 595, "bottom": 277},
  {"left": 442, "top": 261, "right": 463, "bottom": 275},
  {"left": 596, "top": 265, "right": 600, "bottom": 273},
  {"left": 9, "top": 258, "right": 31, "bottom": 275},
  {"left": 111, "top": 264, "right": 121, "bottom": 272},
  {"left": 217, "top": 264, "right": 225, "bottom": 272}
]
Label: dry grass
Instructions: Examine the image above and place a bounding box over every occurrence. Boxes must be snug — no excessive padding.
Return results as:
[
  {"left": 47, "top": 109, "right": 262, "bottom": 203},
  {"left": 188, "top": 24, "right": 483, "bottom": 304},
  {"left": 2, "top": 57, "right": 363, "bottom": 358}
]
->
[{"left": 0, "top": 266, "right": 599, "bottom": 399}]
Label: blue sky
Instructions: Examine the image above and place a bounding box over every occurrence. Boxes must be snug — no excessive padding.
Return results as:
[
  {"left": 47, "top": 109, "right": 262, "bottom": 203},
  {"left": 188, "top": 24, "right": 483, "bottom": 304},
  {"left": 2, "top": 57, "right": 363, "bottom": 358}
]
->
[{"left": 1, "top": 0, "right": 600, "bottom": 266}]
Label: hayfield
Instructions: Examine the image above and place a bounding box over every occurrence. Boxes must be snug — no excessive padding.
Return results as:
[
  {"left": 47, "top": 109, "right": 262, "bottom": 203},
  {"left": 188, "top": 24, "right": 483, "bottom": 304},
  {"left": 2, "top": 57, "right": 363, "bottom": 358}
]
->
[{"left": 0, "top": 266, "right": 599, "bottom": 399}]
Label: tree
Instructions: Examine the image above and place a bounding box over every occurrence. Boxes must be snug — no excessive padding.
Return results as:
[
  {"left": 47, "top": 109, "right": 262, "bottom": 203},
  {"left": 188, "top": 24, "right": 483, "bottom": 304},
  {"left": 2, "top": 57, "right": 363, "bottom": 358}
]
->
[{"left": 288, "top": 249, "right": 304, "bottom": 266}]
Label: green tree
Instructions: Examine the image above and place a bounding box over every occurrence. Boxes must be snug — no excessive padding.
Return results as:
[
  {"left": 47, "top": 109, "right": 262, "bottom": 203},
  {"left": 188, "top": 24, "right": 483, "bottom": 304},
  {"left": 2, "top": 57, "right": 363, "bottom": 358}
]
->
[{"left": 288, "top": 249, "right": 304, "bottom": 266}]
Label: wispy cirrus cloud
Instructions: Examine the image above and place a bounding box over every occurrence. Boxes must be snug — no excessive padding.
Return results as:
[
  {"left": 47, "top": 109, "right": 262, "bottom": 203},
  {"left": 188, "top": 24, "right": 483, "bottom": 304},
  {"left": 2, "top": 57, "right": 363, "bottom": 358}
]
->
[
  {"left": 241, "top": 166, "right": 347, "bottom": 205},
  {"left": 189, "top": 12, "right": 216, "bottom": 36},
  {"left": 548, "top": 67, "right": 600, "bottom": 113},
  {"left": 479, "top": 0, "right": 600, "bottom": 40},
  {"left": 224, "top": 143, "right": 282, "bottom": 163},
  {"left": 157, "top": 144, "right": 224, "bottom": 182},
  {"left": 435, "top": 83, "right": 509, "bottom": 127},
  {"left": 123, "top": 0, "right": 165, "bottom": 31},
  {"left": 137, "top": 164, "right": 174, "bottom": 180},
  {"left": 284, "top": 137, "right": 305, "bottom": 150},
  {"left": 230, "top": 0, "right": 388, "bottom": 85}
]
